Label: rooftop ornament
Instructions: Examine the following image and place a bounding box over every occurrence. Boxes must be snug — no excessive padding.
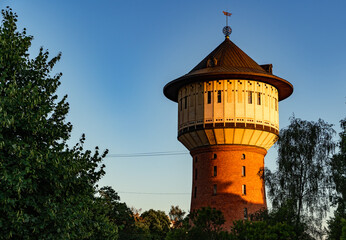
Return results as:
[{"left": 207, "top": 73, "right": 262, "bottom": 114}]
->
[{"left": 222, "top": 11, "right": 232, "bottom": 38}]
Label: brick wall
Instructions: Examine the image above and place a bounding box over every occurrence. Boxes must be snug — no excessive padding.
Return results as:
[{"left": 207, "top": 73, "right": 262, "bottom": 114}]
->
[{"left": 190, "top": 145, "right": 267, "bottom": 230}]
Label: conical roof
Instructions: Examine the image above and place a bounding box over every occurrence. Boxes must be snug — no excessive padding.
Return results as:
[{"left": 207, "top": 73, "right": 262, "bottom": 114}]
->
[{"left": 164, "top": 37, "right": 293, "bottom": 102}]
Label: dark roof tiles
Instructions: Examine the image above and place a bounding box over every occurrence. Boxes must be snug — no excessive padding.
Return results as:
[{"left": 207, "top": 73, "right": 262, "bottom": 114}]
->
[
  {"left": 188, "top": 37, "right": 267, "bottom": 75},
  {"left": 164, "top": 37, "right": 293, "bottom": 102}
]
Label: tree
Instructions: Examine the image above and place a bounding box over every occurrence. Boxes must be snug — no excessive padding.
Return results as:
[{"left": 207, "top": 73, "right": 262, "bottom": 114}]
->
[
  {"left": 98, "top": 186, "right": 136, "bottom": 239},
  {"left": 0, "top": 7, "right": 117, "bottom": 239},
  {"left": 230, "top": 220, "right": 296, "bottom": 240},
  {"left": 141, "top": 209, "right": 171, "bottom": 240},
  {"left": 169, "top": 205, "right": 186, "bottom": 228},
  {"left": 188, "top": 207, "right": 227, "bottom": 240},
  {"left": 264, "top": 117, "right": 335, "bottom": 238},
  {"left": 327, "top": 118, "right": 346, "bottom": 240}
]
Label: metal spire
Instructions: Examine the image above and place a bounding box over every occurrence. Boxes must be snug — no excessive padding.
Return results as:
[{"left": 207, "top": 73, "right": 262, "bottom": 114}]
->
[{"left": 222, "top": 11, "right": 232, "bottom": 38}]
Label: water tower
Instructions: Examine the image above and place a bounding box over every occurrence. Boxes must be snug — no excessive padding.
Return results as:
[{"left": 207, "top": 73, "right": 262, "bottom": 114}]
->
[{"left": 163, "top": 13, "right": 293, "bottom": 229}]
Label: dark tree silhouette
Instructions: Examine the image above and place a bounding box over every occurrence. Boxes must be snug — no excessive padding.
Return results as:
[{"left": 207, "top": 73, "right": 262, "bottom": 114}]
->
[{"left": 264, "top": 117, "right": 335, "bottom": 238}]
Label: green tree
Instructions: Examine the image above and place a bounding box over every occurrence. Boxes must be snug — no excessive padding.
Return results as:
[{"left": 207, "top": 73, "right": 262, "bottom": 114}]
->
[
  {"left": 231, "top": 220, "right": 296, "bottom": 240},
  {"left": 264, "top": 117, "right": 335, "bottom": 238},
  {"left": 188, "top": 207, "right": 227, "bottom": 240},
  {"left": 141, "top": 209, "right": 171, "bottom": 240},
  {"left": 169, "top": 205, "right": 186, "bottom": 229},
  {"left": 327, "top": 118, "right": 346, "bottom": 240},
  {"left": 0, "top": 7, "right": 117, "bottom": 239},
  {"left": 98, "top": 186, "right": 136, "bottom": 239}
]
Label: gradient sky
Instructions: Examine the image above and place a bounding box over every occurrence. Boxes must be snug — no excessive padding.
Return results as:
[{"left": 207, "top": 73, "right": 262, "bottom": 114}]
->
[{"left": 2, "top": 0, "right": 345, "bottom": 214}]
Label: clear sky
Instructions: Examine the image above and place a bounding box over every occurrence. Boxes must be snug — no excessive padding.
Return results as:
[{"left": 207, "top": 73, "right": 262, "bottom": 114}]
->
[{"left": 2, "top": 0, "right": 345, "bottom": 214}]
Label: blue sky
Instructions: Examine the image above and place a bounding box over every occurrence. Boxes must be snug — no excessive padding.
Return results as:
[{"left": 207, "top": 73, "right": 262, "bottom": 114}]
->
[{"left": 2, "top": 0, "right": 345, "bottom": 214}]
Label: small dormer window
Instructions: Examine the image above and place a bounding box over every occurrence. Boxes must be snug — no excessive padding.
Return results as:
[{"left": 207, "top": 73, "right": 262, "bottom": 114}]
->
[{"left": 207, "top": 57, "right": 217, "bottom": 67}]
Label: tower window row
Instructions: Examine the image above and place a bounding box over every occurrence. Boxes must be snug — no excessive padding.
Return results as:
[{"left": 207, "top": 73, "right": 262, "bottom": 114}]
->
[
  {"left": 179, "top": 91, "right": 278, "bottom": 109},
  {"left": 193, "top": 184, "right": 248, "bottom": 197},
  {"left": 194, "top": 165, "right": 245, "bottom": 179}
]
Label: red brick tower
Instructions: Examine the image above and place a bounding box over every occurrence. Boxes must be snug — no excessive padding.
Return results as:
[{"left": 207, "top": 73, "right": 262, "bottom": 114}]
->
[{"left": 163, "top": 19, "right": 293, "bottom": 229}]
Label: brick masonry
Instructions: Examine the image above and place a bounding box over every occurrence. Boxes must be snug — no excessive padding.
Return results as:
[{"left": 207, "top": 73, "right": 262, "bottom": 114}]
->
[{"left": 190, "top": 145, "right": 267, "bottom": 230}]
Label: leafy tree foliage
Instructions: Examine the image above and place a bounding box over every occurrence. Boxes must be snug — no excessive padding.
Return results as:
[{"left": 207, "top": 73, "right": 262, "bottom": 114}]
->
[
  {"left": 0, "top": 7, "right": 117, "bottom": 239},
  {"left": 230, "top": 220, "right": 296, "bottom": 240},
  {"left": 141, "top": 209, "right": 171, "bottom": 240},
  {"left": 165, "top": 207, "right": 298, "bottom": 240},
  {"left": 169, "top": 205, "right": 186, "bottom": 229},
  {"left": 189, "top": 207, "right": 225, "bottom": 234},
  {"left": 264, "top": 117, "right": 335, "bottom": 237},
  {"left": 165, "top": 207, "right": 224, "bottom": 240},
  {"left": 131, "top": 208, "right": 152, "bottom": 240},
  {"left": 98, "top": 186, "right": 136, "bottom": 239},
  {"left": 327, "top": 118, "right": 346, "bottom": 240}
]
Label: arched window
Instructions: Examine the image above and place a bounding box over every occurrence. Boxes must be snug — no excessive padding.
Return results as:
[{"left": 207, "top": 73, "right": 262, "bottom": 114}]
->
[{"left": 241, "top": 154, "right": 246, "bottom": 160}]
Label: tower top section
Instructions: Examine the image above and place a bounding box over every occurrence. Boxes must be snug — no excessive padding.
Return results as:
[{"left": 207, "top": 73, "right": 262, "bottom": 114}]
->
[{"left": 163, "top": 37, "right": 293, "bottom": 103}]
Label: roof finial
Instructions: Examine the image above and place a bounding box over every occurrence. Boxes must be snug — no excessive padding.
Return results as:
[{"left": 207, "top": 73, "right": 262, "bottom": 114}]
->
[{"left": 222, "top": 11, "right": 232, "bottom": 38}]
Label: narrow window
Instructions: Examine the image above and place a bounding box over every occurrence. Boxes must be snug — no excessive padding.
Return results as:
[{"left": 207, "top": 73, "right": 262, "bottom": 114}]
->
[
  {"left": 214, "top": 166, "right": 217, "bottom": 177},
  {"left": 241, "top": 154, "right": 246, "bottom": 160},
  {"left": 238, "top": 82, "right": 243, "bottom": 103},
  {"left": 242, "top": 185, "right": 246, "bottom": 195},
  {"left": 194, "top": 186, "right": 197, "bottom": 198},
  {"left": 180, "top": 99, "right": 182, "bottom": 111},
  {"left": 244, "top": 208, "right": 248, "bottom": 220},
  {"left": 275, "top": 98, "right": 278, "bottom": 111},
  {"left": 207, "top": 91, "right": 212, "bottom": 104},
  {"left": 213, "top": 184, "right": 217, "bottom": 195},
  {"left": 195, "top": 168, "right": 197, "bottom": 180},
  {"left": 227, "top": 82, "right": 233, "bottom": 103},
  {"left": 217, "top": 90, "right": 222, "bottom": 103},
  {"left": 242, "top": 166, "right": 246, "bottom": 177},
  {"left": 257, "top": 92, "right": 261, "bottom": 105},
  {"left": 248, "top": 91, "right": 253, "bottom": 104},
  {"left": 184, "top": 96, "right": 187, "bottom": 109},
  {"left": 213, "top": 153, "right": 217, "bottom": 159}
]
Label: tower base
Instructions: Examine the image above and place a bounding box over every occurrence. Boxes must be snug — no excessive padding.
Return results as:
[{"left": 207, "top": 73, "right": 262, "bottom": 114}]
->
[{"left": 190, "top": 145, "right": 267, "bottom": 230}]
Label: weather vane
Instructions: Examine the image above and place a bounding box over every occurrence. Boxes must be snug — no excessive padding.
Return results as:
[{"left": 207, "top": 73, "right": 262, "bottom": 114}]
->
[{"left": 222, "top": 11, "right": 232, "bottom": 38}]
